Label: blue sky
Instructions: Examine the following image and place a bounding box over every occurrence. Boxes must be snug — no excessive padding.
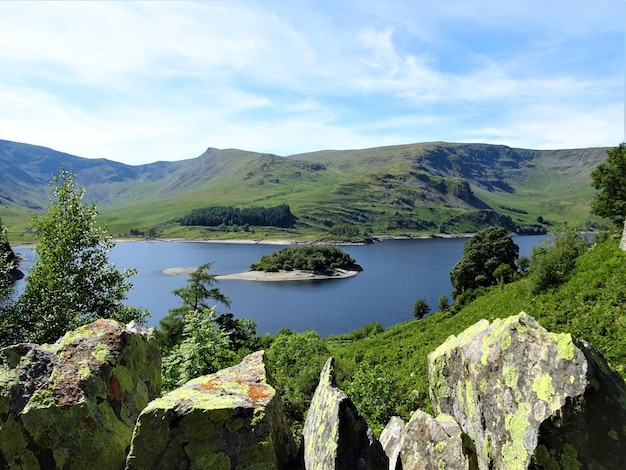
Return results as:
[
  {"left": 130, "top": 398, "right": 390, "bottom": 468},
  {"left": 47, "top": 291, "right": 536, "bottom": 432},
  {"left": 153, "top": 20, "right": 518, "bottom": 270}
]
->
[{"left": 0, "top": 0, "right": 623, "bottom": 165}]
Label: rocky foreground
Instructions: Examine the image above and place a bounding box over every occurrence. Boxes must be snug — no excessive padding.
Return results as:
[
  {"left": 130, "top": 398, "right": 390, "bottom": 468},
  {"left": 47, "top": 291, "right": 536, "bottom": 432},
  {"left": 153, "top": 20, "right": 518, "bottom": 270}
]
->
[{"left": 1, "top": 312, "right": 625, "bottom": 469}]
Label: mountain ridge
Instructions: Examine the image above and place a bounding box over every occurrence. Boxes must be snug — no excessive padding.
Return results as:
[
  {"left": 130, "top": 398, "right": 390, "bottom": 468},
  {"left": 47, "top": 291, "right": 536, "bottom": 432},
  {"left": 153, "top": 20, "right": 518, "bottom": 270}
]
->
[{"left": 0, "top": 139, "right": 610, "bottom": 240}]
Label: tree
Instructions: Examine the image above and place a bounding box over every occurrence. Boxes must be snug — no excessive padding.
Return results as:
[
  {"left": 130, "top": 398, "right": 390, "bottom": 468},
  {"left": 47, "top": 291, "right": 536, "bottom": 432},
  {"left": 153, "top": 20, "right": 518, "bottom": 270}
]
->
[
  {"left": 158, "top": 262, "right": 232, "bottom": 352},
  {"left": 18, "top": 168, "right": 145, "bottom": 344},
  {"left": 529, "top": 230, "right": 588, "bottom": 294},
  {"left": 346, "top": 357, "right": 401, "bottom": 433},
  {"left": 438, "top": 294, "right": 449, "bottom": 312},
  {"left": 0, "top": 219, "right": 20, "bottom": 347},
  {"left": 161, "top": 307, "right": 234, "bottom": 391},
  {"left": 412, "top": 297, "right": 430, "bottom": 319},
  {"left": 449, "top": 227, "right": 519, "bottom": 297},
  {"left": 265, "top": 330, "right": 330, "bottom": 428},
  {"left": 591, "top": 143, "right": 626, "bottom": 226}
]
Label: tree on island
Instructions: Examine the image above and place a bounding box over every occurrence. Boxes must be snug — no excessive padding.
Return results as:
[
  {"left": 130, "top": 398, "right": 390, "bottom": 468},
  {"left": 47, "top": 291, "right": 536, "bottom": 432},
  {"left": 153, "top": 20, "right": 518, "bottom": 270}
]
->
[
  {"left": 13, "top": 169, "right": 146, "bottom": 345},
  {"left": 249, "top": 245, "right": 359, "bottom": 273}
]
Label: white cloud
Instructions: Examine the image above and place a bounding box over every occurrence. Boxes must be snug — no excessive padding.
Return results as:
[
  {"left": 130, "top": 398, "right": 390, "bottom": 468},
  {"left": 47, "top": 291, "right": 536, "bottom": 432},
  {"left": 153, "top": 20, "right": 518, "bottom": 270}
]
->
[{"left": 0, "top": 0, "right": 622, "bottom": 164}]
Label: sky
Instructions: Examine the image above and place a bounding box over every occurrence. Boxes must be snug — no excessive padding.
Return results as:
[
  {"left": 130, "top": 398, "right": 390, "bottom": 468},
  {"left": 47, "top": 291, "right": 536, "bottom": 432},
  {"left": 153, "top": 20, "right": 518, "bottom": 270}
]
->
[{"left": 0, "top": 1, "right": 624, "bottom": 166}]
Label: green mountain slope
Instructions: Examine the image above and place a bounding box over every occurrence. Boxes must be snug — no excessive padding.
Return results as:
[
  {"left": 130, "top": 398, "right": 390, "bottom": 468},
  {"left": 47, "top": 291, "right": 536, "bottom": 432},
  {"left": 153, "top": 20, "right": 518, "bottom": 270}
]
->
[
  {"left": 0, "top": 139, "right": 609, "bottom": 241},
  {"left": 327, "top": 235, "right": 626, "bottom": 425}
]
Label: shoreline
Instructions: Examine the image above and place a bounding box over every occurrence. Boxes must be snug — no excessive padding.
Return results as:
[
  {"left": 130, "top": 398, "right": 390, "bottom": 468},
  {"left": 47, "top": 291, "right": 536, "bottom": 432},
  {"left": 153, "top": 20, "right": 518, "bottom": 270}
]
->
[{"left": 163, "top": 267, "right": 360, "bottom": 281}]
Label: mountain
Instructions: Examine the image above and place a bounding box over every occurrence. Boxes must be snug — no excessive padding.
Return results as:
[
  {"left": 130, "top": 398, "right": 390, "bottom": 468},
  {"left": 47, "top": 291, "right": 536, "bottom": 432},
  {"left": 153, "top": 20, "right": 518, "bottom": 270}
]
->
[{"left": 0, "top": 139, "right": 609, "bottom": 240}]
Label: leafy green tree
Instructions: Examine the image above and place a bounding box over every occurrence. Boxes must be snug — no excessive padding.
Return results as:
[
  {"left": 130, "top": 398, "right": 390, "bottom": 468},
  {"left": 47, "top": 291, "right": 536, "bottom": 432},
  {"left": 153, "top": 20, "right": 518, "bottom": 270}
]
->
[
  {"left": 265, "top": 330, "right": 330, "bottom": 430},
  {"left": 345, "top": 356, "right": 402, "bottom": 433},
  {"left": 529, "top": 230, "right": 588, "bottom": 294},
  {"left": 0, "top": 219, "right": 16, "bottom": 292},
  {"left": 161, "top": 307, "right": 234, "bottom": 391},
  {"left": 449, "top": 227, "right": 519, "bottom": 297},
  {"left": 412, "top": 297, "right": 430, "bottom": 319},
  {"left": 0, "top": 219, "right": 20, "bottom": 346},
  {"left": 438, "top": 294, "right": 449, "bottom": 312},
  {"left": 158, "top": 262, "right": 232, "bottom": 352},
  {"left": 591, "top": 143, "right": 626, "bottom": 226},
  {"left": 17, "top": 169, "right": 145, "bottom": 344}
]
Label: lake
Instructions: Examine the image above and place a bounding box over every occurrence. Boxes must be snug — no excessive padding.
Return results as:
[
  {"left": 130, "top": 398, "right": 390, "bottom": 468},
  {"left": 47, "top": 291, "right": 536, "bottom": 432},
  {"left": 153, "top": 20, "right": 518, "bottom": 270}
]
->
[{"left": 13, "top": 235, "right": 548, "bottom": 337}]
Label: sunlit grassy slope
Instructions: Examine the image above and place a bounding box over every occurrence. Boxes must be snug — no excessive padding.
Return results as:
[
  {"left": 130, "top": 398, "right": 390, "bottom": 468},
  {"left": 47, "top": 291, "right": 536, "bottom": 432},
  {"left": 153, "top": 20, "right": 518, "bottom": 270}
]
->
[
  {"left": 327, "top": 235, "right": 626, "bottom": 414},
  {"left": 1, "top": 140, "right": 610, "bottom": 241}
]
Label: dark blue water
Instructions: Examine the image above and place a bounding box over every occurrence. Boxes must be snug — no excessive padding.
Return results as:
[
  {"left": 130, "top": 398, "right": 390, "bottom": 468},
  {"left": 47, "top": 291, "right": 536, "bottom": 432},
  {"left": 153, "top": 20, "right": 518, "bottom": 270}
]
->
[{"left": 12, "top": 235, "right": 548, "bottom": 337}]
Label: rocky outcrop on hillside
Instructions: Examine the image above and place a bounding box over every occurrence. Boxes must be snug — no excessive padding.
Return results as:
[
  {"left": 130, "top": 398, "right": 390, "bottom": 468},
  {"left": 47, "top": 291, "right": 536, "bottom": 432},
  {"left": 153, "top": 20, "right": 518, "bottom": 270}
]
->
[
  {"left": 422, "top": 312, "right": 626, "bottom": 469},
  {"left": 1, "top": 313, "right": 625, "bottom": 469},
  {"left": 300, "top": 357, "right": 388, "bottom": 469},
  {"left": 126, "top": 350, "right": 298, "bottom": 469},
  {"left": 0, "top": 319, "right": 161, "bottom": 469}
]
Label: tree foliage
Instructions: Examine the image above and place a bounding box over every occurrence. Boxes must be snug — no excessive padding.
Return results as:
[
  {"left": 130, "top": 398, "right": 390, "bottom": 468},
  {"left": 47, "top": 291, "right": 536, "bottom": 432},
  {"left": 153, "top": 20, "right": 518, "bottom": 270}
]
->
[
  {"left": 265, "top": 330, "right": 330, "bottom": 429},
  {"left": 16, "top": 169, "right": 145, "bottom": 344},
  {"left": 161, "top": 307, "right": 235, "bottom": 391},
  {"left": 450, "top": 227, "right": 519, "bottom": 297},
  {"left": 345, "top": 356, "right": 402, "bottom": 433},
  {"left": 178, "top": 204, "right": 296, "bottom": 228},
  {"left": 529, "top": 230, "right": 588, "bottom": 294},
  {"left": 591, "top": 143, "right": 626, "bottom": 226},
  {"left": 250, "top": 245, "right": 358, "bottom": 273},
  {"left": 412, "top": 297, "right": 430, "bottom": 319},
  {"left": 158, "top": 262, "right": 258, "bottom": 359}
]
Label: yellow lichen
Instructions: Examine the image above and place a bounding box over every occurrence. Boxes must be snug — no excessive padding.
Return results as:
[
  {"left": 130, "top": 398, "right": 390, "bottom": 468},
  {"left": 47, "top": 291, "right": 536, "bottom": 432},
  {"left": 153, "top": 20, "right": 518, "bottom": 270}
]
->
[
  {"left": 549, "top": 332, "right": 576, "bottom": 361},
  {"left": 532, "top": 374, "right": 555, "bottom": 404}
]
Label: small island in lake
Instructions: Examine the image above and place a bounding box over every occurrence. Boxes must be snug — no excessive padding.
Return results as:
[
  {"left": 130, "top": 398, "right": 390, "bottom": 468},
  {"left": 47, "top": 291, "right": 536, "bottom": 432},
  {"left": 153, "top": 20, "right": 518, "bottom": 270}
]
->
[{"left": 216, "top": 245, "right": 363, "bottom": 282}]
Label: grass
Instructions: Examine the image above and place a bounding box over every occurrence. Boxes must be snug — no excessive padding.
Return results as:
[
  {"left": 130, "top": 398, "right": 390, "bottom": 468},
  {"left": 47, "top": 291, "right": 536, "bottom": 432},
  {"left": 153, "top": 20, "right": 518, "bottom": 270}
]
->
[
  {"left": 2, "top": 142, "right": 610, "bottom": 241},
  {"left": 326, "top": 234, "right": 626, "bottom": 426}
]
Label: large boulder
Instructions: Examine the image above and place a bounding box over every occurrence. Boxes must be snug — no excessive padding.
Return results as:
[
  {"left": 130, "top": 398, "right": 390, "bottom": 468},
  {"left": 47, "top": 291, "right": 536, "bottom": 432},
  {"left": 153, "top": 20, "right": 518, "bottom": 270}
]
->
[
  {"left": 300, "top": 357, "right": 388, "bottom": 470},
  {"left": 428, "top": 312, "right": 626, "bottom": 469},
  {"left": 379, "top": 416, "right": 405, "bottom": 469},
  {"left": 398, "top": 411, "right": 477, "bottom": 470},
  {"left": 0, "top": 319, "right": 161, "bottom": 469},
  {"left": 125, "top": 350, "right": 298, "bottom": 470}
]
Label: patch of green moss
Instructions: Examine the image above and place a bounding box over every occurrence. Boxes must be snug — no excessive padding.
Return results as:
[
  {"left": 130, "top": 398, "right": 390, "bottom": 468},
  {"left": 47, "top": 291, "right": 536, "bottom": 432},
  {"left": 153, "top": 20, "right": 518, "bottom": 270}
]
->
[
  {"left": 559, "top": 443, "right": 580, "bottom": 470},
  {"left": 532, "top": 374, "right": 555, "bottom": 404},
  {"left": 533, "top": 444, "right": 559, "bottom": 470}
]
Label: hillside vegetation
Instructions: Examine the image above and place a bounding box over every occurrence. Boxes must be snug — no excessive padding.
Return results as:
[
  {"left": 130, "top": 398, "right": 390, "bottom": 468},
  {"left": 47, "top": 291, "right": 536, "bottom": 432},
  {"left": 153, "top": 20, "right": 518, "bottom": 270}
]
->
[
  {"left": 0, "top": 139, "right": 609, "bottom": 242},
  {"left": 326, "top": 234, "right": 626, "bottom": 431}
]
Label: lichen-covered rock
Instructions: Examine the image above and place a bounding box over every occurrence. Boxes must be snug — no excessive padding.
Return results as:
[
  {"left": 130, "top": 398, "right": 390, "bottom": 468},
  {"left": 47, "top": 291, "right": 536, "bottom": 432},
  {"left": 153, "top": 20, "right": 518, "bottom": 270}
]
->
[
  {"left": 428, "top": 312, "right": 626, "bottom": 470},
  {"left": 300, "top": 357, "right": 388, "bottom": 470},
  {"left": 125, "top": 350, "right": 297, "bottom": 470},
  {"left": 397, "top": 411, "right": 477, "bottom": 470},
  {"left": 0, "top": 319, "right": 161, "bottom": 469},
  {"left": 379, "top": 416, "right": 405, "bottom": 469}
]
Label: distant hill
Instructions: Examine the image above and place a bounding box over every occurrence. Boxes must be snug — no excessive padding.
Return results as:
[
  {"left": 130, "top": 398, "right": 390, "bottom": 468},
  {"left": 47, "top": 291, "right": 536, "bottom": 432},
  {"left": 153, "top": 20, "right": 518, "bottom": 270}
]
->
[{"left": 0, "top": 139, "right": 610, "bottom": 241}]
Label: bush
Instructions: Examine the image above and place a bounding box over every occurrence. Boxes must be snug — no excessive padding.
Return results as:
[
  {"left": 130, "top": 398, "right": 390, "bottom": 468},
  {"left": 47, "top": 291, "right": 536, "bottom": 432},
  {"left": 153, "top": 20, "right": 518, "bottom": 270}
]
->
[
  {"left": 529, "top": 231, "right": 588, "bottom": 294},
  {"left": 412, "top": 298, "right": 430, "bottom": 319}
]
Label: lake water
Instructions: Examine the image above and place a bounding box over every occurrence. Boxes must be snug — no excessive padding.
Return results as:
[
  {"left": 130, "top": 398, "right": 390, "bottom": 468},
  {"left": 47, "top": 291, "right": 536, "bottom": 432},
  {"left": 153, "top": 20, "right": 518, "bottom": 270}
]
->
[{"left": 13, "top": 235, "right": 548, "bottom": 337}]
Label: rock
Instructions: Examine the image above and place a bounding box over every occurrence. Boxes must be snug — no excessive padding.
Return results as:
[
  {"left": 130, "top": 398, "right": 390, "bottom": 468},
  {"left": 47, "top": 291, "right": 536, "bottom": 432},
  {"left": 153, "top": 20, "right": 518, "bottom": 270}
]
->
[
  {"left": 398, "top": 411, "right": 477, "bottom": 470},
  {"left": 428, "top": 312, "right": 626, "bottom": 469},
  {"left": 0, "top": 319, "right": 161, "bottom": 469},
  {"left": 379, "top": 416, "right": 405, "bottom": 469},
  {"left": 620, "top": 219, "right": 626, "bottom": 251},
  {"left": 125, "top": 350, "right": 298, "bottom": 470},
  {"left": 300, "top": 357, "right": 388, "bottom": 470}
]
